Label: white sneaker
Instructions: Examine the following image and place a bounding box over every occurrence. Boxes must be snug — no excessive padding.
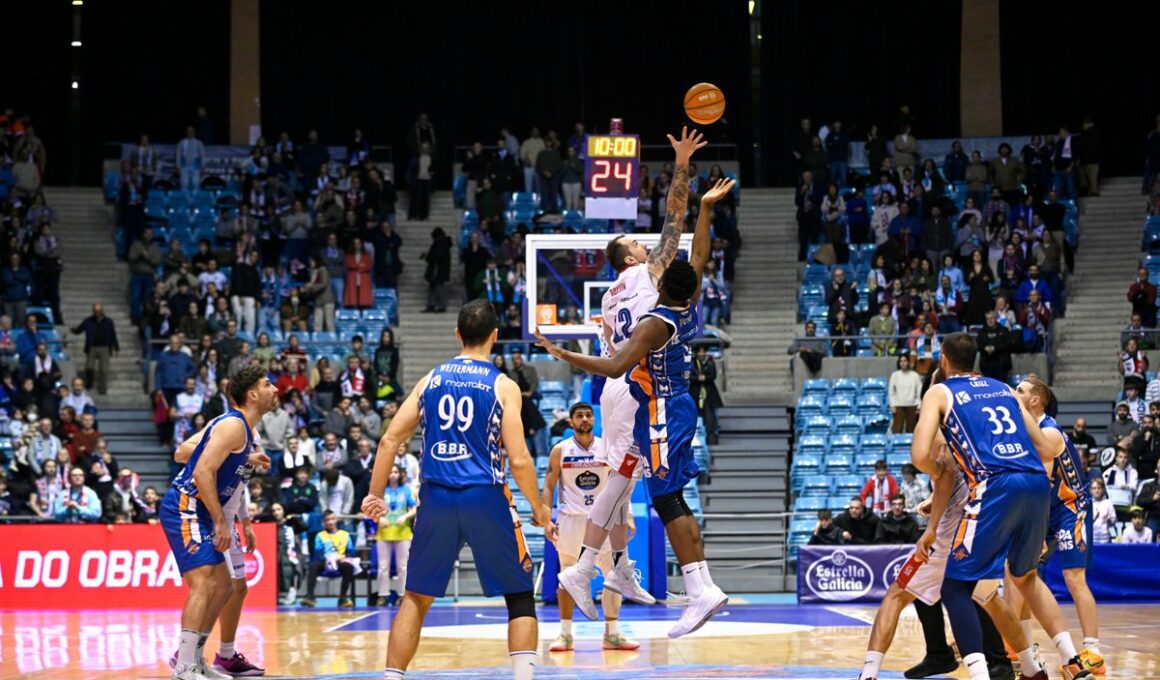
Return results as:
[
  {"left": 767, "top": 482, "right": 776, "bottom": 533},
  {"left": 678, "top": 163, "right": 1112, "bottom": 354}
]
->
[
  {"left": 667, "top": 586, "right": 729, "bottom": 638},
  {"left": 602, "top": 559, "right": 656, "bottom": 605},
  {"left": 172, "top": 663, "right": 210, "bottom": 680},
  {"left": 558, "top": 564, "right": 598, "bottom": 621},
  {"left": 197, "top": 658, "right": 232, "bottom": 680}
]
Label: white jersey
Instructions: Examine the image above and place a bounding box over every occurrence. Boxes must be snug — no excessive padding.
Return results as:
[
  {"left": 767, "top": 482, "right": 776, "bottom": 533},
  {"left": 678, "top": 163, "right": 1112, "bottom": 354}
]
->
[
  {"left": 557, "top": 436, "right": 610, "bottom": 515},
  {"left": 601, "top": 264, "right": 658, "bottom": 354}
]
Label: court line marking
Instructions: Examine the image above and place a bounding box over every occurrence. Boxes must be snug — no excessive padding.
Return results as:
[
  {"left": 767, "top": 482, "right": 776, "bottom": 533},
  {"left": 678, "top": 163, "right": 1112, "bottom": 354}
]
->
[{"left": 324, "top": 610, "right": 381, "bottom": 633}]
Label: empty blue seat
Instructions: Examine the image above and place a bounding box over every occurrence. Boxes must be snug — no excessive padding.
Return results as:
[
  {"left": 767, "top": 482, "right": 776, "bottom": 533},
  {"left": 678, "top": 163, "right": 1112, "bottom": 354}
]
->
[
  {"left": 831, "top": 378, "right": 860, "bottom": 396},
  {"left": 796, "top": 436, "right": 828, "bottom": 457},
  {"left": 856, "top": 393, "right": 885, "bottom": 416},
  {"left": 860, "top": 433, "right": 889, "bottom": 457},
  {"left": 854, "top": 453, "right": 880, "bottom": 476},
  {"left": 791, "top": 453, "right": 822, "bottom": 475},
  {"left": 312, "top": 331, "right": 339, "bottom": 343},
  {"left": 800, "top": 415, "right": 831, "bottom": 437},
  {"left": 833, "top": 415, "right": 864, "bottom": 436},
  {"left": 336, "top": 309, "right": 361, "bottom": 323},
  {"left": 862, "top": 377, "right": 888, "bottom": 398},
  {"left": 363, "top": 307, "right": 389, "bottom": 323},
  {"left": 834, "top": 474, "right": 863, "bottom": 497},
  {"left": 796, "top": 395, "right": 827, "bottom": 421},
  {"left": 789, "top": 518, "right": 816, "bottom": 541},
  {"left": 800, "top": 475, "right": 833, "bottom": 497},
  {"left": 801, "top": 378, "right": 830, "bottom": 397},
  {"left": 886, "top": 452, "right": 911, "bottom": 470},
  {"left": 828, "top": 395, "right": 855, "bottom": 418},
  {"left": 824, "top": 453, "right": 853, "bottom": 474},
  {"left": 794, "top": 496, "right": 828, "bottom": 514}
]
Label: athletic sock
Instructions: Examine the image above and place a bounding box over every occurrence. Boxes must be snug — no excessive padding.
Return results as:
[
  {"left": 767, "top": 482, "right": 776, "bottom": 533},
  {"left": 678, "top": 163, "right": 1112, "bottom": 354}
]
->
[
  {"left": 219, "top": 641, "right": 235, "bottom": 659},
  {"left": 1021, "top": 618, "right": 1033, "bottom": 643},
  {"left": 1053, "top": 631, "right": 1078, "bottom": 662},
  {"left": 963, "top": 652, "right": 989, "bottom": 679},
  {"left": 195, "top": 631, "right": 210, "bottom": 659},
  {"left": 605, "top": 619, "right": 618, "bottom": 636},
  {"left": 1082, "top": 637, "right": 1101, "bottom": 654},
  {"left": 611, "top": 550, "right": 624, "bottom": 567},
  {"left": 176, "top": 629, "right": 201, "bottom": 667},
  {"left": 510, "top": 650, "right": 536, "bottom": 680},
  {"left": 576, "top": 546, "right": 598, "bottom": 572},
  {"left": 912, "top": 599, "right": 954, "bottom": 657},
  {"left": 384, "top": 668, "right": 405, "bottom": 679},
  {"left": 1018, "top": 646, "right": 1045, "bottom": 674},
  {"left": 559, "top": 619, "right": 572, "bottom": 636},
  {"left": 696, "top": 561, "right": 717, "bottom": 589},
  {"left": 680, "top": 563, "right": 704, "bottom": 598},
  {"left": 859, "top": 650, "right": 884, "bottom": 680}
]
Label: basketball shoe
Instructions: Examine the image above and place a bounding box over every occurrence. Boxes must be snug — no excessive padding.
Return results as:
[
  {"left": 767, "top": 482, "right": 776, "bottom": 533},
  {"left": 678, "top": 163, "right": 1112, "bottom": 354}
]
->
[
  {"left": 558, "top": 564, "right": 598, "bottom": 621},
  {"left": 1060, "top": 656, "right": 1094, "bottom": 680},
  {"left": 213, "top": 652, "right": 266, "bottom": 676},
  {"left": 667, "top": 585, "right": 728, "bottom": 638},
  {"left": 602, "top": 559, "right": 656, "bottom": 605},
  {"left": 1078, "top": 648, "right": 1106, "bottom": 675},
  {"left": 548, "top": 634, "right": 573, "bottom": 652},
  {"left": 169, "top": 653, "right": 231, "bottom": 680},
  {"left": 602, "top": 632, "right": 640, "bottom": 650},
  {"left": 171, "top": 663, "right": 211, "bottom": 680}
]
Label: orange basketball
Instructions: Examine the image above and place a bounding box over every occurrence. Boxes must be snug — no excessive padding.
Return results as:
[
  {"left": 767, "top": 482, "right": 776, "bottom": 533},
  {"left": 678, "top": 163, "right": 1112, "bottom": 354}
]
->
[{"left": 684, "top": 83, "right": 726, "bottom": 125}]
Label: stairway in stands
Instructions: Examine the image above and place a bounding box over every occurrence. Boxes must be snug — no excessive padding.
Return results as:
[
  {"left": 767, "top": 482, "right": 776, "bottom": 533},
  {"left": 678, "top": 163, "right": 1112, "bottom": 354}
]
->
[
  {"left": 47, "top": 187, "right": 148, "bottom": 408},
  {"left": 100, "top": 409, "right": 171, "bottom": 493},
  {"left": 696, "top": 405, "right": 792, "bottom": 592},
  {"left": 1052, "top": 178, "right": 1141, "bottom": 401},
  {"left": 723, "top": 189, "right": 797, "bottom": 404}
]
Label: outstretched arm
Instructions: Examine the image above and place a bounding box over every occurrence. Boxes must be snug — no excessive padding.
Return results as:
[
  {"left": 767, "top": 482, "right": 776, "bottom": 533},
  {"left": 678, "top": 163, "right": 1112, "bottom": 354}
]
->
[
  {"left": 536, "top": 317, "right": 670, "bottom": 379},
  {"left": 689, "top": 178, "right": 736, "bottom": 302},
  {"left": 647, "top": 127, "right": 707, "bottom": 284}
]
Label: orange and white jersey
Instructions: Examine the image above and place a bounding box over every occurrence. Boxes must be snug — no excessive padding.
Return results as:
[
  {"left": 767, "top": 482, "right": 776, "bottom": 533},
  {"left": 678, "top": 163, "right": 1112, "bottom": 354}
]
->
[
  {"left": 557, "top": 436, "right": 610, "bottom": 516},
  {"left": 601, "top": 264, "right": 658, "bottom": 354}
]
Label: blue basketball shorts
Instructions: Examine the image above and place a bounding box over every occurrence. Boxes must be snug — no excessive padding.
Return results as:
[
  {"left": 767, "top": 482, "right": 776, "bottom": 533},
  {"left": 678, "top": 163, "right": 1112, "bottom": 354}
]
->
[
  {"left": 945, "top": 471, "right": 1050, "bottom": 581},
  {"left": 406, "top": 482, "right": 534, "bottom": 598},
  {"left": 633, "top": 392, "right": 701, "bottom": 498},
  {"left": 160, "top": 488, "right": 225, "bottom": 575},
  {"left": 1044, "top": 500, "right": 1093, "bottom": 570}
]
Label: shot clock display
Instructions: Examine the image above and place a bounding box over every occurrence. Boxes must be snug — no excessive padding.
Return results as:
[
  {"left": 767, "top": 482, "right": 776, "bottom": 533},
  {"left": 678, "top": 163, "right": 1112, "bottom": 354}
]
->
[{"left": 584, "top": 134, "right": 640, "bottom": 200}]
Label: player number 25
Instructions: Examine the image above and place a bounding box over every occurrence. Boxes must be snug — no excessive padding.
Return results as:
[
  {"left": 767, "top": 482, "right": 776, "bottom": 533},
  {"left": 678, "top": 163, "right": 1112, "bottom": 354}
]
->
[
  {"left": 981, "top": 406, "right": 1017, "bottom": 435},
  {"left": 438, "top": 394, "right": 474, "bottom": 432}
]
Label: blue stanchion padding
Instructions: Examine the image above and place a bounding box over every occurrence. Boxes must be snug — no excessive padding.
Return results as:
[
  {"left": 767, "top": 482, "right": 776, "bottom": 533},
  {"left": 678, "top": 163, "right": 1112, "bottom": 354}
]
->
[{"left": 1042, "top": 543, "right": 1160, "bottom": 602}]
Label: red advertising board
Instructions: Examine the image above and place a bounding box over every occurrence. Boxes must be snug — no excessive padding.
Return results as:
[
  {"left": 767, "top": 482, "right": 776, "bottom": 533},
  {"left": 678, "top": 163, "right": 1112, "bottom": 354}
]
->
[{"left": 0, "top": 523, "right": 277, "bottom": 610}]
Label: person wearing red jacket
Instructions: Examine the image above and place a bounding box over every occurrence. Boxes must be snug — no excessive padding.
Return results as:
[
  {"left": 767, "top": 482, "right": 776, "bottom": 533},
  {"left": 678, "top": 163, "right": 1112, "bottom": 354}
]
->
[
  {"left": 1128, "top": 267, "right": 1157, "bottom": 328},
  {"left": 860, "top": 460, "right": 900, "bottom": 514},
  {"left": 275, "top": 358, "right": 309, "bottom": 397}
]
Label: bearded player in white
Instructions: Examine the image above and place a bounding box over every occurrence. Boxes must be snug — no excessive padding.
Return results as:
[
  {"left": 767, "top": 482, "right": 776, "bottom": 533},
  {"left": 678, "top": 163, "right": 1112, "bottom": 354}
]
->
[
  {"left": 542, "top": 402, "right": 640, "bottom": 652},
  {"left": 557, "top": 126, "right": 707, "bottom": 620}
]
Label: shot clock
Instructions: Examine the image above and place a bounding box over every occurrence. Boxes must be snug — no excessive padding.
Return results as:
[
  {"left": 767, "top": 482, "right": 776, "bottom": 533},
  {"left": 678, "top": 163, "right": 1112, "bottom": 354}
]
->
[{"left": 583, "top": 130, "right": 640, "bottom": 220}]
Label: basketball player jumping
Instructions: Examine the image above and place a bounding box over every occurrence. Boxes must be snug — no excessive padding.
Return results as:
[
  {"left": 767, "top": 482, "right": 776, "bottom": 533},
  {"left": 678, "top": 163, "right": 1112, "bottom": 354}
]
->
[
  {"left": 537, "top": 176, "right": 737, "bottom": 638},
  {"left": 159, "top": 366, "right": 279, "bottom": 680},
  {"left": 551, "top": 126, "right": 707, "bottom": 623},
  {"left": 910, "top": 334, "right": 1092, "bottom": 680},
  {"left": 361, "top": 300, "right": 555, "bottom": 680},
  {"left": 1010, "top": 377, "right": 1104, "bottom": 676},
  {"left": 541, "top": 401, "right": 640, "bottom": 652}
]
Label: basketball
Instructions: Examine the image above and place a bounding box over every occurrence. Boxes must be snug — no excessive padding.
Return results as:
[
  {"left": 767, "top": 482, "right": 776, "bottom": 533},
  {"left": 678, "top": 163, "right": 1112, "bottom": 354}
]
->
[{"left": 684, "top": 82, "right": 726, "bottom": 125}]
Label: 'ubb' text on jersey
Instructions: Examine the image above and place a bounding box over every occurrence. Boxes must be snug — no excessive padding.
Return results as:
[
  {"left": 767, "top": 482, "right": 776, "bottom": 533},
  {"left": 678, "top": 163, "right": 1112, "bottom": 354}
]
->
[
  {"left": 601, "top": 264, "right": 658, "bottom": 353},
  {"left": 938, "top": 375, "right": 1045, "bottom": 485},
  {"left": 419, "top": 357, "right": 505, "bottom": 487},
  {"left": 629, "top": 305, "right": 699, "bottom": 399},
  {"left": 1038, "top": 413, "right": 1091, "bottom": 512},
  {"left": 557, "top": 435, "right": 609, "bottom": 515},
  {"left": 171, "top": 409, "right": 255, "bottom": 503}
]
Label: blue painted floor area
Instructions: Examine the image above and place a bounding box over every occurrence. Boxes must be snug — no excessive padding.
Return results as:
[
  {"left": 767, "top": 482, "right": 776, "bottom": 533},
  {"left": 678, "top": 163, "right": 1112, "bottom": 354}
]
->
[
  {"left": 332, "top": 602, "right": 866, "bottom": 633},
  {"left": 285, "top": 667, "right": 940, "bottom": 679}
]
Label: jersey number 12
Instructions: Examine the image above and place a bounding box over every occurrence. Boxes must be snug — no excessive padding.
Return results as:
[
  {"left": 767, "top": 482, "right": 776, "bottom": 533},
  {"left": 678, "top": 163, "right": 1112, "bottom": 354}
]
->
[{"left": 610, "top": 308, "right": 633, "bottom": 343}]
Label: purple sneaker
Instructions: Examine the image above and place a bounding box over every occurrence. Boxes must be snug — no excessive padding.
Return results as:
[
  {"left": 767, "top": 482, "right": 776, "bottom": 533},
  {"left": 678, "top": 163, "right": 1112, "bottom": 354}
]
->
[{"left": 213, "top": 652, "right": 266, "bottom": 677}]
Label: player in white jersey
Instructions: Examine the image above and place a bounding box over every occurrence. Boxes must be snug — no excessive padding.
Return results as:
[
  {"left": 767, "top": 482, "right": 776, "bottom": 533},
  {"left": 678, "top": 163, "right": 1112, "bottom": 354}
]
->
[
  {"left": 171, "top": 407, "right": 269, "bottom": 677},
  {"left": 558, "top": 126, "right": 707, "bottom": 620},
  {"left": 542, "top": 402, "right": 640, "bottom": 653}
]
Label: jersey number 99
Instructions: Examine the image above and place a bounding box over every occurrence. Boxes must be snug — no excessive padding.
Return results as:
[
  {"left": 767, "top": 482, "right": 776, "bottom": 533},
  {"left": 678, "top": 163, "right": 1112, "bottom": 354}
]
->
[{"left": 438, "top": 394, "right": 474, "bottom": 432}]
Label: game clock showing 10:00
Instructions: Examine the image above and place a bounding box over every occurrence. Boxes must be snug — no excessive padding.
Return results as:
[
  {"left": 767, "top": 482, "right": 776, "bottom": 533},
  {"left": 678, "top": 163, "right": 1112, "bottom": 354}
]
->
[{"left": 584, "top": 134, "right": 640, "bottom": 199}]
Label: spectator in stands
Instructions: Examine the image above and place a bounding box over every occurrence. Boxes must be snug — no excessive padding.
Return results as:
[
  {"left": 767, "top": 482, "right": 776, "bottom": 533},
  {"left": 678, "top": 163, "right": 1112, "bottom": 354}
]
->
[
  {"left": 868, "top": 303, "right": 898, "bottom": 357},
  {"left": 893, "top": 124, "right": 917, "bottom": 173},
  {"left": 61, "top": 377, "right": 94, "bottom": 417},
  {"left": 1120, "top": 509, "right": 1153, "bottom": 544},
  {"left": 954, "top": 213, "right": 985, "bottom": 270},
  {"left": 175, "top": 126, "right": 205, "bottom": 195},
  {"left": 301, "top": 510, "right": 357, "bottom": 608},
  {"left": 406, "top": 142, "right": 435, "bottom": 220},
  {"left": 1103, "top": 447, "right": 1138, "bottom": 496},
  {"left": 127, "top": 227, "right": 160, "bottom": 326},
  {"left": 962, "top": 253, "right": 993, "bottom": 327},
  {"left": 1074, "top": 118, "right": 1102, "bottom": 196},
  {"left": 875, "top": 494, "right": 919, "bottom": 544},
  {"left": 420, "top": 227, "right": 452, "bottom": 314},
  {"left": 2, "top": 253, "right": 32, "bottom": 325},
  {"left": 228, "top": 250, "right": 260, "bottom": 335},
  {"left": 1132, "top": 414, "right": 1160, "bottom": 480},
  {"left": 834, "top": 497, "right": 878, "bottom": 544},
  {"left": 933, "top": 275, "right": 961, "bottom": 334},
  {"left": 71, "top": 413, "right": 101, "bottom": 462},
  {"left": 1014, "top": 264, "right": 1053, "bottom": 309},
  {"left": 1109, "top": 401, "right": 1139, "bottom": 446},
  {"left": 1066, "top": 418, "right": 1097, "bottom": 471},
  {"left": 371, "top": 220, "right": 402, "bottom": 292},
  {"left": 860, "top": 460, "right": 900, "bottom": 515},
  {"left": 1053, "top": 126, "right": 1077, "bottom": 199},
  {"left": 795, "top": 169, "right": 823, "bottom": 261},
  {"left": 319, "top": 466, "right": 354, "bottom": 521},
  {"left": 258, "top": 403, "right": 291, "bottom": 478},
  {"left": 1125, "top": 313, "right": 1155, "bottom": 351},
  {"left": 898, "top": 464, "right": 930, "bottom": 513},
  {"left": 830, "top": 309, "right": 855, "bottom": 357},
  {"left": 942, "top": 141, "right": 968, "bottom": 182},
  {"left": 690, "top": 346, "right": 721, "bottom": 445},
  {"left": 922, "top": 206, "right": 953, "bottom": 271},
  {"left": 52, "top": 466, "right": 101, "bottom": 523},
  {"left": 996, "top": 243, "right": 1025, "bottom": 301},
  {"left": 70, "top": 303, "right": 118, "bottom": 396},
  {"left": 343, "top": 237, "right": 374, "bottom": 309},
  {"left": 825, "top": 268, "right": 857, "bottom": 320},
  {"left": 808, "top": 508, "right": 844, "bottom": 545},
  {"left": 1089, "top": 478, "right": 1115, "bottom": 543},
  {"left": 786, "top": 320, "right": 826, "bottom": 376},
  {"left": 1135, "top": 459, "right": 1160, "bottom": 535},
  {"left": 821, "top": 183, "right": 847, "bottom": 262},
  {"left": 283, "top": 465, "right": 319, "bottom": 515},
  {"left": 988, "top": 143, "right": 1025, "bottom": 208},
  {"left": 302, "top": 255, "right": 337, "bottom": 332},
  {"left": 1129, "top": 267, "right": 1158, "bottom": 328},
  {"left": 977, "top": 311, "right": 1015, "bottom": 382},
  {"left": 869, "top": 193, "right": 898, "bottom": 247},
  {"left": 1119, "top": 338, "right": 1149, "bottom": 392},
  {"left": 913, "top": 322, "right": 940, "bottom": 375},
  {"left": 825, "top": 120, "right": 849, "bottom": 186},
  {"left": 888, "top": 201, "right": 921, "bottom": 255},
  {"left": 804, "top": 136, "right": 828, "bottom": 185},
  {"left": 963, "top": 151, "right": 989, "bottom": 212},
  {"left": 1018, "top": 288, "right": 1051, "bottom": 352},
  {"left": 846, "top": 186, "right": 869, "bottom": 244}
]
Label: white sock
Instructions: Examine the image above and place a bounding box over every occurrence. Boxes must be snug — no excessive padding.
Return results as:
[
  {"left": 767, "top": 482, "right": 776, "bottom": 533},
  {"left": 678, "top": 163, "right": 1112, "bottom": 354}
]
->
[
  {"left": 963, "top": 652, "right": 989, "bottom": 679},
  {"left": 219, "top": 641, "right": 235, "bottom": 658},
  {"left": 384, "top": 668, "right": 405, "bottom": 679},
  {"left": 605, "top": 619, "right": 618, "bottom": 636},
  {"left": 195, "top": 631, "right": 209, "bottom": 658},
  {"left": 681, "top": 563, "right": 704, "bottom": 598},
  {"left": 576, "top": 546, "right": 599, "bottom": 572},
  {"left": 1020, "top": 618, "right": 1033, "bottom": 643},
  {"left": 1082, "top": 637, "right": 1100, "bottom": 654},
  {"left": 859, "top": 650, "right": 884, "bottom": 680},
  {"left": 510, "top": 650, "right": 536, "bottom": 680},
  {"left": 176, "top": 629, "right": 201, "bottom": 667},
  {"left": 559, "top": 619, "right": 572, "bottom": 636},
  {"left": 1018, "top": 646, "right": 1045, "bottom": 674},
  {"left": 1053, "top": 631, "right": 1078, "bottom": 662},
  {"left": 696, "top": 561, "right": 716, "bottom": 589}
]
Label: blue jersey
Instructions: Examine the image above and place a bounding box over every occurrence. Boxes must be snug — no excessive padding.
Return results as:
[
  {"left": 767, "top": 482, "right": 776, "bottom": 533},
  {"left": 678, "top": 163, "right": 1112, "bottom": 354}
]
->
[
  {"left": 1039, "top": 414, "right": 1091, "bottom": 513},
  {"left": 938, "top": 375, "right": 1045, "bottom": 486},
  {"left": 628, "top": 305, "right": 699, "bottom": 399},
  {"left": 171, "top": 409, "right": 255, "bottom": 503},
  {"left": 419, "top": 357, "right": 505, "bottom": 488}
]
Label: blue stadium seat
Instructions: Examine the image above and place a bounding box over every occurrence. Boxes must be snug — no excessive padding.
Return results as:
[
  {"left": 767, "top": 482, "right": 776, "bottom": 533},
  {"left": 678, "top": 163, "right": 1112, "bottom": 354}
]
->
[
  {"left": 803, "top": 264, "right": 831, "bottom": 285},
  {"left": 862, "top": 377, "right": 888, "bottom": 399},
  {"left": 830, "top": 378, "right": 860, "bottom": 397},
  {"left": 789, "top": 518, "right": 816, "bottom": 542},
  {"left": 795, "top": 395, "right": 827, "bottom": 422},
  {"left": 794, "top": 496, "right": 828, "bottom": 514},
  {"left": 828, "top": 495, "right": 851, "bottom": 511},
  {"left": 801, "top": 379, "right": 830, "bottom": 398},
  {"left": 800, "top": 415, "right": 831, "bottom": 437},
  {"left": 800, "top": 475, "right": 833, "bottom": 497},
  {"left": 796, "top": 436, "right": 828, "bottom": 457},
  {"left": 833, "top": 415, "right": 864, "bottom": 436},
  {"left": 826, "top": 450, "right": 855, "bottom": 474},
  {"left": 856, "top": 393, "right": 885, "bottom": 417},
  {"left": 834, "top": 474, "right": 863, "bottom": 497},
  {"left": 26, "top": 306, "right": 54, "bottom": 325},
  {"left": 336, "top": 309, "right": 361, "bottom": 324},
  {"left": 312, "top": 331, "right": 339, "bottom": 344},
  {"left": 860, "top": 433, "right": 889, "bottom": 458},
  {"left": 854, "top": 453, "right": 880, "bottom": 476},
  {"left": 886, "top": 452, "right": 910, "bottom": 470},
  {"left": 828, "top": 395, "right": 855, "bottom": 418},
  {"left": 791, "top": 454, "right": 823, "bottom": 479},
  {"left": 562, "top": 210, "right": 584, "bottom": 229}
]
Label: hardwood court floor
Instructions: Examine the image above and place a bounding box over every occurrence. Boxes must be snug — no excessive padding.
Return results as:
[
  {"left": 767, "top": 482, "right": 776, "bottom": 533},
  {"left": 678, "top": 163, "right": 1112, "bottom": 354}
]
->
[{"left": 2, "top": 600, "right": 1158, "bottom": 679}]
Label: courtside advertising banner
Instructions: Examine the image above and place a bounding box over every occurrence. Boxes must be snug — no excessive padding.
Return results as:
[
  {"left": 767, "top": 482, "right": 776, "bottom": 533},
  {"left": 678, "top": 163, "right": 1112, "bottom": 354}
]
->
[
  {"left": 797, "top": 545, "right": 910, "bottom": 604},
  {"left": 0, "top": 523, "right": 277, "bottom": 610}
]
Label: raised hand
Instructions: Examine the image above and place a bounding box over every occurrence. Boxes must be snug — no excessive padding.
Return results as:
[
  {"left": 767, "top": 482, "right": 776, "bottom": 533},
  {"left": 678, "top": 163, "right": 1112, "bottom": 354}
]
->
[
  {"left": 533, "top": 330, "right": 565, "bottom": 360},
  {"left": 701, "top": 177, "right": 736, "bottom": 206},
  {"left": 666, "top": 126, "right": 708, "bottom": 164}
]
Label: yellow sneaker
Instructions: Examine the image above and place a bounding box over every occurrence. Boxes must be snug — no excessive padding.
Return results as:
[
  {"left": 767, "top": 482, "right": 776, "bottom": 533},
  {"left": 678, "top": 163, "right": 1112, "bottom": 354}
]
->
[
  {"left": 1078, "top": 648, "right": 1106, "bottom": 675},
  {"left": 549, "top": 634, "right": 573, "bottom": 652}
]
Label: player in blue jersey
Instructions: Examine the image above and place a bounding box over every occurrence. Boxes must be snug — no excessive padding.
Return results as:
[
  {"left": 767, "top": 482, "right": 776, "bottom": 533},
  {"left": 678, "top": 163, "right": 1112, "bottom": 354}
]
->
[
  {"left": 160, "top": 366, "right": 280, "bottom": 680},
  {"left": 1011, "top": 376, "right": 1105, "bottom": 676},
  {"left": 536, "top": 177, "right": 736, "bottom": 639},
  {"left": 360, "top": 300, "right": 554, "bottom": 680},
  {"left": 911, "top": 334, "right": 1092, "bottom": 680}
]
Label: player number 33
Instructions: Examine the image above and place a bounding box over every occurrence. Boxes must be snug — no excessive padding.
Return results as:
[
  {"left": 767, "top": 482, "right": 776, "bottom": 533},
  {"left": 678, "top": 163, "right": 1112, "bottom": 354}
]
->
[{"left": 981, "top": 406, "right": 1017, "bottom": 435}]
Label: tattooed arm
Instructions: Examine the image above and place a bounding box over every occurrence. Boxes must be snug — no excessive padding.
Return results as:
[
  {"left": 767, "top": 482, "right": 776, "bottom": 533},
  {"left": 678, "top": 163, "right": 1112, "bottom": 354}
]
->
[{"left": 647, "top": 127, "right": 707, "bottom": 284}]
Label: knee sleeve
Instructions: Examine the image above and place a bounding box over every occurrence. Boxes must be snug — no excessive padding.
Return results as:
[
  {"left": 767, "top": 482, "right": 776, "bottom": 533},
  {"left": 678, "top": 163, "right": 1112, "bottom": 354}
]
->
[
  {"left": 587, "top": 470, "right": 633, "bottom": 530},
  {"left": 653, "top": 491, "right": 693, "bottom": 526},
  {"left": 504, "top": 591, "right": 536, "bottom": 620}
]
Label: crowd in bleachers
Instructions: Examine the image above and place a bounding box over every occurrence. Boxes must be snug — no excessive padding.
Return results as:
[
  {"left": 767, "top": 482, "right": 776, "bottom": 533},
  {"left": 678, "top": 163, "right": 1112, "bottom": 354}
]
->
[{"left": 794, "top": 114, "right": 1088, "bottom": 372}]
